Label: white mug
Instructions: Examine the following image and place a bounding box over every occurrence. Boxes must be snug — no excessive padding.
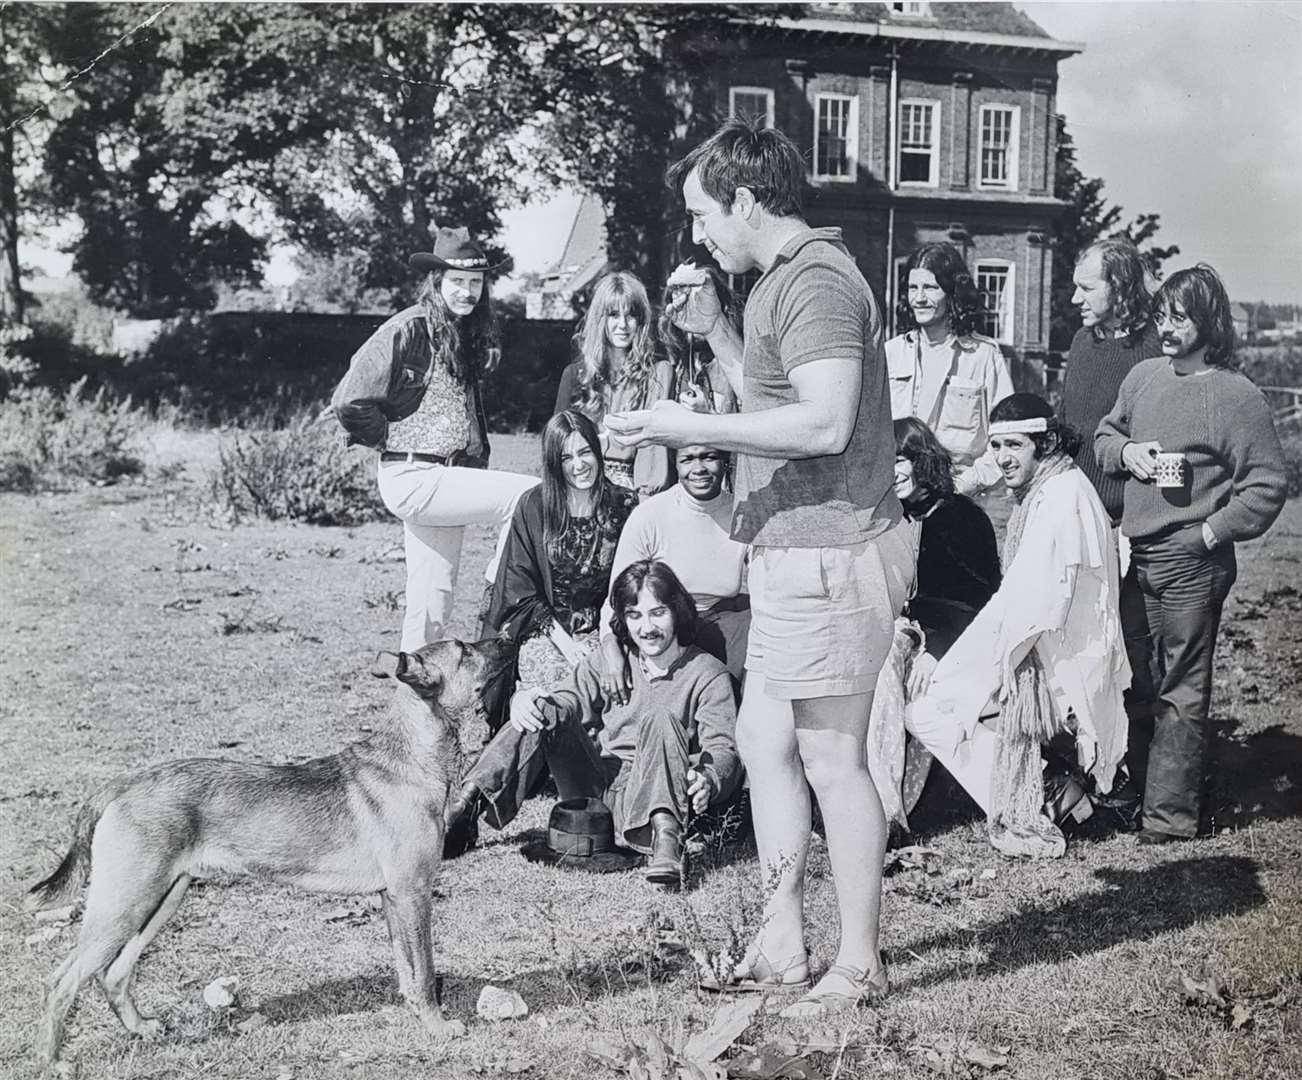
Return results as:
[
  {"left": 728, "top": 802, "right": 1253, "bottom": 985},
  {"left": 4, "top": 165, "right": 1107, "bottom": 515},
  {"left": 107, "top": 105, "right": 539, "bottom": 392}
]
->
[{"left": 1153, "top": 451, "right": 1187, "bottom": 489}]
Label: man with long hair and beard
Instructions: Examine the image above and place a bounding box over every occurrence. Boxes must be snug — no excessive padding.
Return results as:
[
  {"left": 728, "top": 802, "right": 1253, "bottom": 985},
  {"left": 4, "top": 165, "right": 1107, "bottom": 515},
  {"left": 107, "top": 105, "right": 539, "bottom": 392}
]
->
[{"left": 333, "top": 227, "right": 538, "bottom": 651}]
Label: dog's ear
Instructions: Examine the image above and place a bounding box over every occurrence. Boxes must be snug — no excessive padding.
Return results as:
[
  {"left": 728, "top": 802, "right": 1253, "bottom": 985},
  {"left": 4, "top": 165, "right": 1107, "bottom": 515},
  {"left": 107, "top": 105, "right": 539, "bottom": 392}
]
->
[{"left": 370, "top": 650, "right": 401, "bottom": 680}]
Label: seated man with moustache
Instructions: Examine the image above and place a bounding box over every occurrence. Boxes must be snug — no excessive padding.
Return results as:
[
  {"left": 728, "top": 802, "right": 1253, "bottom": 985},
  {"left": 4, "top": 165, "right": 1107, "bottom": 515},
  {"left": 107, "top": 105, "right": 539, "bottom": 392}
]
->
[
  {"left": 444, "top": 559, "right": 741, "bottom": 885},
  {"left": 596, "top": 444, "right": 750, "bottom": 701}
]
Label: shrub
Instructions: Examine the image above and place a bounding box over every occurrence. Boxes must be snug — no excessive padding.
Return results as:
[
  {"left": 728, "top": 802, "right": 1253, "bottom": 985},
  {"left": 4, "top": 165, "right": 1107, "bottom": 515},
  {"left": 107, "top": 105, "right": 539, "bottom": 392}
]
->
[
  {"left": 0, "top": 377, "right": 149, "bottom": 491},
  {"left": 207, "top": 407, "right": 387, "bottom": 525}
]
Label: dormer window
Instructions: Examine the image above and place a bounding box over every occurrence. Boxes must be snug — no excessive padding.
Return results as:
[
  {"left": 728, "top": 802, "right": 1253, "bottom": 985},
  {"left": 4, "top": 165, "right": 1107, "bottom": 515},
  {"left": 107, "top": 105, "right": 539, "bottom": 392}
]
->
[{"left": 890, "top": 2, "right": 930, "bottom": 16}]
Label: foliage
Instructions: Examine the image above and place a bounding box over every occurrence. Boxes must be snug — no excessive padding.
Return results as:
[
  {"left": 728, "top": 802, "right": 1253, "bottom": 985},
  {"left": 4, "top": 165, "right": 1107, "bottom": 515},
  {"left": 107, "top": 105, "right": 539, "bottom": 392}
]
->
[
  {"left": 0, "top": 2, "right": 66, "bottom": 323},
  {"left": 0, "top": 375, "right": 148, "bottom": 491},
  {"left": 206, "top": 408, "right": 387, "bottom": 525},
  {"left": 1238, "top": 345, "right": 1302, "bottom": 390},
  {"left": 539, "top": 4, "right": 800, "bottom": 279},
  {"left": 1050, "top": 118, "right": 1180, "bottom": 351},
  {"left": 282, "top": 250, "right": 391, "bottom": 315},
  {"left": 39, "top": 4, "right": 328, "bottom": 317}
]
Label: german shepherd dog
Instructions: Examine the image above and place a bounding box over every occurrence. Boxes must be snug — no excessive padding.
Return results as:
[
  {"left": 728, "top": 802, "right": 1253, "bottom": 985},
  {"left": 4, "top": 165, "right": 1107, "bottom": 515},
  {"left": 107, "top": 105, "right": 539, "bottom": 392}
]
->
[{"left": 26, "top": 637, "right": 514, "bottom": 1071}]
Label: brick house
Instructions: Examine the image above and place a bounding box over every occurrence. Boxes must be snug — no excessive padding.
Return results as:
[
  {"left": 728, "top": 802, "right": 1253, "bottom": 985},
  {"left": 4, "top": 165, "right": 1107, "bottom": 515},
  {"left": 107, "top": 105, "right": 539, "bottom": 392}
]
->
[{"left": 665, "top": 1, "right": 1083, "bottom": 393}]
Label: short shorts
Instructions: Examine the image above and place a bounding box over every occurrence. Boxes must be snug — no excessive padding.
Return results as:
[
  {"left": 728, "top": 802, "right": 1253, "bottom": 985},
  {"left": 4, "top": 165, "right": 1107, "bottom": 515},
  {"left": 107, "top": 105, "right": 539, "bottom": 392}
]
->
[{"left": 745, "top": 520, "right": 918, "bottom": 699}]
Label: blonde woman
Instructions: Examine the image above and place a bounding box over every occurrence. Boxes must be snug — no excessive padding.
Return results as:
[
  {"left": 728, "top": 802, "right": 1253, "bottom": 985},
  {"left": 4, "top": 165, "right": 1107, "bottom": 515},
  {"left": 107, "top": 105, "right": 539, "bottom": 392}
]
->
[{"left": 554, "top": 271, "right": 674, "bottom": 495}]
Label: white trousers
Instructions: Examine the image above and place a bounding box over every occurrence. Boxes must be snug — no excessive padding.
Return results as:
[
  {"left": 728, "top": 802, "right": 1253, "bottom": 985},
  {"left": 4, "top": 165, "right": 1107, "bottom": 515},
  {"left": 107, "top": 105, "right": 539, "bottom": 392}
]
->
[
  {"left": 377, "top": 460, "right": 538, "bottom": 651},
  {"left": 904, "top": 697, "right": 999, "bottom": 814}
]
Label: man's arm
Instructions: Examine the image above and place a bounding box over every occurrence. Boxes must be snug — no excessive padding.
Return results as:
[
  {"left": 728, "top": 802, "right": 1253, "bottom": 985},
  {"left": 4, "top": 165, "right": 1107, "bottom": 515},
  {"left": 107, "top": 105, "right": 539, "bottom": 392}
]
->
[
  {"left": 692, "top": 669, "right": 742, "bottom": 805},
  {"left": 607, "top": 354, "right": 861, "bottom": 458}
]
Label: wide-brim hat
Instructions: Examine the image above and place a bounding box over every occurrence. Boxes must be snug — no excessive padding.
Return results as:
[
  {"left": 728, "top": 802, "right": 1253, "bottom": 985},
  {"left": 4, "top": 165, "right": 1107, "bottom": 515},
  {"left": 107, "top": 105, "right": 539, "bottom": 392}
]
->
[
  {"left": 409, "top": 226, "right": 510, "bottom": 274},
  {"left": 520, "top": 797, "right": 642, "bottom": 874}
]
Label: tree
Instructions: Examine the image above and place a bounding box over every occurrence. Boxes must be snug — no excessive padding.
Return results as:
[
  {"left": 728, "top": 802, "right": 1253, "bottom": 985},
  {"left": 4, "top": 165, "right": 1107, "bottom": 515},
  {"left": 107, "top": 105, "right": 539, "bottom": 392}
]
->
[
  {"left": 0, "top": 3, "right": 67, "bottom": 324},
  {"left": 540, "top": 4, "right": 799, "bottom": 280},
  {"left": 40, "top": 4, "right": 336, "bottom": 318},
  {"left": 1050, "top": 117, "right": 1179, "bottom": 351}
]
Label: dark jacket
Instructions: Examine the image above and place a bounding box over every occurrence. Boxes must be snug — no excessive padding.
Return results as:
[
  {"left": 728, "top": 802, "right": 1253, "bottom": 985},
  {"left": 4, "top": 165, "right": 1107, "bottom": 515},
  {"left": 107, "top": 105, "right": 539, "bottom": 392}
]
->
[
  {"left": 907, "top": 494, "right": 1001, "bottom": 659},
  {"left": 331, "top": 305, "right": 490, "bottom": 466}
]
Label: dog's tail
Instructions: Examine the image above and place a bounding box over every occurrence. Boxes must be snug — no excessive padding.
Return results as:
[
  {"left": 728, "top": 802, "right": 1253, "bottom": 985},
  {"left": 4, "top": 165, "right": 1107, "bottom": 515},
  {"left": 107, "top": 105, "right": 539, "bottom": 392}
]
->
[{"left": 25, "top": 782, "right": 121, "bottom": 912}]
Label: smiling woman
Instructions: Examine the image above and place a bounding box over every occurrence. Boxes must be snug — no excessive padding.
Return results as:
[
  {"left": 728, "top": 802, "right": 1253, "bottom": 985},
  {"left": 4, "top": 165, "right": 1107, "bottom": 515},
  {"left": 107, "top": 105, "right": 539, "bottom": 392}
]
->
[{"left": 478, "top": 410, "right": 639, "bottom": 731}]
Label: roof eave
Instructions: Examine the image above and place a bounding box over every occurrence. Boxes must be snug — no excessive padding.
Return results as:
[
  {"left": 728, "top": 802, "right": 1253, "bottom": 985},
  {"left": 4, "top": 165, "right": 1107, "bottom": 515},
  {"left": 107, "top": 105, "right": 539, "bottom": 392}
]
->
[{"left": 767, "top": 16, "right": 1084, "bottom": 57}]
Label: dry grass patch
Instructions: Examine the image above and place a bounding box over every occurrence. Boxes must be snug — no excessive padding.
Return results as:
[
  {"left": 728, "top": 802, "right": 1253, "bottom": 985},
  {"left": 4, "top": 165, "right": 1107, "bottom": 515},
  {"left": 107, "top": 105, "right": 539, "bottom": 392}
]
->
[{"left": 2, "top": 437, "right": 1300, "bottom": 1079}]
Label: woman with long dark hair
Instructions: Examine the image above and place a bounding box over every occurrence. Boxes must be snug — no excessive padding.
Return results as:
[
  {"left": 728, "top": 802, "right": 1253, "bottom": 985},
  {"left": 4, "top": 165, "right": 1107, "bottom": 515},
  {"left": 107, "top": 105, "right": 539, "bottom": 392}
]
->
[
  {"left": 332, "top": 227, "right": 538, "bottom": 651},
  {"left": 886, "top": 242, "right": 1014, "bottom": 496},
  {"left": 554, "top": 271, "right": 676, "bottom": 495},
  {"left": 867, "top": 417, "right": 1002, "bottom": 828},
  {"left": 483, "top": 410, "right": 639, "bottom": 692}
]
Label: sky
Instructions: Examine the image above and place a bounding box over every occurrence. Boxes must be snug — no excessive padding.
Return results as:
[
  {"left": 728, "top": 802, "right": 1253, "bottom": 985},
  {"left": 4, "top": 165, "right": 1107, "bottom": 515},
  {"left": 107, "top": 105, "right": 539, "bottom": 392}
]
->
[
  {"left": 23, "top": 2, "right": 1302, "bottom": 305},
  {"left": 1023, "top": 1, "right": 1302, "bottom": 305},
  {"left": 498, "top": 1, "right": 1302, "bottom": 304}
]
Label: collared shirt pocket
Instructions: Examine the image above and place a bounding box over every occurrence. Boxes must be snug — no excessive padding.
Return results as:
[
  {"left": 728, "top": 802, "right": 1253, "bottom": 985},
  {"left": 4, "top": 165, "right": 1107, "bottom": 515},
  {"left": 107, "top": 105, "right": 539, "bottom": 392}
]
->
[
  {"left": 936, "top": 379, "right": 987, "bottom": 462},
  {"left": 886, "top": 346, "right": 916, "bottom": 418}
]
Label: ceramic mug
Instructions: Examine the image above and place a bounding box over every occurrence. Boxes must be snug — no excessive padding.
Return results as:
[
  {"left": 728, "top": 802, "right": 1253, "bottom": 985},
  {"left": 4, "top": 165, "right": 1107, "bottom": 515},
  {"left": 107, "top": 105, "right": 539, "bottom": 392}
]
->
[{"left": 1153, "top": 451, "right": 1187, "bottom": 489}]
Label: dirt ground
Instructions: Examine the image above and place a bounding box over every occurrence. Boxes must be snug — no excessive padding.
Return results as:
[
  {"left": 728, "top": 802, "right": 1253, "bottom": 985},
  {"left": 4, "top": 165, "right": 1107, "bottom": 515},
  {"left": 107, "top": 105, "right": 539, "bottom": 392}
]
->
[{"left": 1, "top": 431, "right": 1300, "bottom": 1079}]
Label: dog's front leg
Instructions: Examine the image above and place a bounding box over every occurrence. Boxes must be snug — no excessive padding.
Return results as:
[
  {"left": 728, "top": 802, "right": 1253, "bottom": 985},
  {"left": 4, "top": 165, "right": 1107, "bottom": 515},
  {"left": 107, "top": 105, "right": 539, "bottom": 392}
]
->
[{"left": 383, "top": 887, "right": 466, "bottom": 1042}]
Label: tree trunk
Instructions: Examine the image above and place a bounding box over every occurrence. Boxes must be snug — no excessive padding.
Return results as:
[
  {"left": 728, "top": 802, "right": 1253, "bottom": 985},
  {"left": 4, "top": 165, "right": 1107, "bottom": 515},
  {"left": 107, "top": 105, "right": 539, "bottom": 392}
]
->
[{"left": 0, "top": 121, "right": 24, "bottom": 324}]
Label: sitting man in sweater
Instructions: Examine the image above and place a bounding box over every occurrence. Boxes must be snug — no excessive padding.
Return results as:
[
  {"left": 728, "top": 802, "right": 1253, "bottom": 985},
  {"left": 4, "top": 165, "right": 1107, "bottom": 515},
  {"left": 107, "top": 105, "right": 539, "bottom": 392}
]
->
[
  {"left": 597, "top": 444, "right": 750, "bottom": 701},
  {"left": 444, "top": 559, "right": 741, "bottom": 884},
  {"left": 906, "top": 394, "right": 1131, "bottom": 859},
  {"left": 1096, "top": 264, "right": 1287, "bottom": 845}
]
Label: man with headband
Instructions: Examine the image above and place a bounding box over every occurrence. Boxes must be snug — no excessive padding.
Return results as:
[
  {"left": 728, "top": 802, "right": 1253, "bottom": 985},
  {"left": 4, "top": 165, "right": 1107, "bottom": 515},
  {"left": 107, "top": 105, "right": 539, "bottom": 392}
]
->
[{"left": 906, "top": 394, "right": 1131, "bottom": 858}]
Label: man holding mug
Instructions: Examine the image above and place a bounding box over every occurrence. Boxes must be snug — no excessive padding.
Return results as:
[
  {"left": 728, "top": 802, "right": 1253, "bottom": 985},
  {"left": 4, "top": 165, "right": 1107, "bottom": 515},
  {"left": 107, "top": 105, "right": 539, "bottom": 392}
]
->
[{"left": 1095, "top": 264, "right": 1287, "bottom": 845}]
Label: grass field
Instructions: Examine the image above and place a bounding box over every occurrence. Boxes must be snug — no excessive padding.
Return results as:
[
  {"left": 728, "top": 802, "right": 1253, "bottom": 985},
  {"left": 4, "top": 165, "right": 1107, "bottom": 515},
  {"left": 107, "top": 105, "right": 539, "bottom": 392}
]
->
[{"left": 2, "top": 431, "right": 1300, "bottom": 1079}]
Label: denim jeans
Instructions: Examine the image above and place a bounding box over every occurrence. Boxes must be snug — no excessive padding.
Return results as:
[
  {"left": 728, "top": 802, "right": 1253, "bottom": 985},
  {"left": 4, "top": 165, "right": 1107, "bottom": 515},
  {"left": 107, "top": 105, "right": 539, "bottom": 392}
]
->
[{"left": 1123, "top": 526, "right": 1236, "bottom": 837}]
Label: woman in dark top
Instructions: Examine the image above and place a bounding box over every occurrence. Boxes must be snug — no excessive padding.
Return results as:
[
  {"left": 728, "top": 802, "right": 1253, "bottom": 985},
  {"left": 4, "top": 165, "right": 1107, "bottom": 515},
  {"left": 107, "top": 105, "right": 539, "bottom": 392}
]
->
[
  {"left": 893, "top": 416, "right": 1001, "bottom": 693},
  {"left": 868, "top": 417, "right": 1002, "bottom": 827},
  {"left": 483, "top": 410, "right": 639, "bottom": 703}
]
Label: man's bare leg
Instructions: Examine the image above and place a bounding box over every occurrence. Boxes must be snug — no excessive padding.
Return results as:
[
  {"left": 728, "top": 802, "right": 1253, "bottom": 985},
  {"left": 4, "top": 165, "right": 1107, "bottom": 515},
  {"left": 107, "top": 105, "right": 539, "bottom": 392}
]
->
[
  {"left": 733, "top": 686, "right": 810, "bottom": 973},
  {"left": 793, "top": 690, "right": 887, "bottom": 992}
]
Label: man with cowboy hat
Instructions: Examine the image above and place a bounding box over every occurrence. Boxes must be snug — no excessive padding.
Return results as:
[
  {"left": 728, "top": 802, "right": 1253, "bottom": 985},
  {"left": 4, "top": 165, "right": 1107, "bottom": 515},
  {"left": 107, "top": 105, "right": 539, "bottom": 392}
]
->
[
  {"left": 333, "top": 225, "right": 538, "bottom": 652},
  {"left": 445, "top": 559, "right": 741, "bottom": 886}
]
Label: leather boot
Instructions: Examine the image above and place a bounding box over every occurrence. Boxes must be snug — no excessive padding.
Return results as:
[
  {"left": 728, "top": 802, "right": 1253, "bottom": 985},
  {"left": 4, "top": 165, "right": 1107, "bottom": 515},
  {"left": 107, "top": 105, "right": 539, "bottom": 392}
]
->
[
  {"left": 644, "top": 811, "right": 683, "bottom": 886},
  {"left": 443, "top": 782, "right": 483, "bottom": 860}
]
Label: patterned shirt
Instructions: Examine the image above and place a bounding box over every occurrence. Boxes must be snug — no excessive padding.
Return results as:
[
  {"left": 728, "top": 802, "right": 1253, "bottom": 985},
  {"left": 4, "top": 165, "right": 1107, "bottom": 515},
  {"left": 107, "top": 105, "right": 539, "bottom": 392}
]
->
[{"left": 385, "top": 357, "right": 470, "bottom": 455}]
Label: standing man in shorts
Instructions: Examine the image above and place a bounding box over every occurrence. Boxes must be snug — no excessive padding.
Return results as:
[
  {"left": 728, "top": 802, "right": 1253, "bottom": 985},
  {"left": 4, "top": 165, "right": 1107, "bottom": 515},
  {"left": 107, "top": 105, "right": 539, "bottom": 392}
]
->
[{"left": 607, "top": 117, "right": 916, "bottom": 1017}]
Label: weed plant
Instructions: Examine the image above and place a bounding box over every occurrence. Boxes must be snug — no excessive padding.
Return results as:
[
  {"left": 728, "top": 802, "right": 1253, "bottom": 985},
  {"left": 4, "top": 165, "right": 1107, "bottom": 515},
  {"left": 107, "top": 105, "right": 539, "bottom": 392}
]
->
[
  {"left": 0, "top": 376, "right": 148, "bottom": 492},
  {"left": 206, "top": 406, "right": 387, "bottom": 525}
]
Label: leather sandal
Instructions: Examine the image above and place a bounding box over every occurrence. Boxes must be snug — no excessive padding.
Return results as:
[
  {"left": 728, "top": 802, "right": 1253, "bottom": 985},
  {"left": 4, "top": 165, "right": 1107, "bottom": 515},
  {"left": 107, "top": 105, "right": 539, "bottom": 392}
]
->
[
  {"left": 699, "top": 951, "right": 811, "bottom": 994},
  {"left": 778, "top": 962, "right": 889, "bottom": 1019}
]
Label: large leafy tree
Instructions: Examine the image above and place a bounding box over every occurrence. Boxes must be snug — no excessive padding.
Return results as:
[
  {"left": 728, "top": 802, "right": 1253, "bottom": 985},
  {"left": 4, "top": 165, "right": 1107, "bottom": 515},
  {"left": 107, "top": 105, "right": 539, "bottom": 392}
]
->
[
  {"left": 1051, "top": 117, "right": 1179, "bottom": 350},
  {"left": 0, "top": 2, "right": 68, "bottom": 324},
  {"left": 31, "top": 4, "right": 792, "bottom": 317},
  {"left": 41, "top": 4, "right": 331, "bottom": 317}
]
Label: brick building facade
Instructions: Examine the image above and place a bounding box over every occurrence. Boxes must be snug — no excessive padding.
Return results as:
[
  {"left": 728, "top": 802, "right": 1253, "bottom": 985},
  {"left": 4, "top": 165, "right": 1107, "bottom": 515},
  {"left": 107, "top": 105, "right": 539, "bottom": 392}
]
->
[{"left": 666, "top": 2, "right": 1082, "bottom": 392}]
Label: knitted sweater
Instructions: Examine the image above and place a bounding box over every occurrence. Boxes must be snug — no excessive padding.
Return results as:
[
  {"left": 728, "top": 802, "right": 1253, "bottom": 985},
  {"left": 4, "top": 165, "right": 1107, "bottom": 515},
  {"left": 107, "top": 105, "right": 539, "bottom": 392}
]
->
[
  {"left": 1060, "top": 324, "right": 1163, "bottom": 521},
  {"left": 600, "top": 485, "right": 746, "bottom": 630},
  {"left": 1095, "top": 357, "right": 1288, "bottom": 543}
]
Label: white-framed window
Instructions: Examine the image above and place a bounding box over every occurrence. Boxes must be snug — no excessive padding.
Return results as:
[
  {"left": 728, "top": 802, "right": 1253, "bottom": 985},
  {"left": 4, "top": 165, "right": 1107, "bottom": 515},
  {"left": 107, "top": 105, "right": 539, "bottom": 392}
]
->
[
  {"left": 898, "top": 99, "right": 939, "bottom": 186},
  {"left": 979, "top": 104, "right": 1020, "bottom": 190},
  {"left": 814, "top": 93, "right": 858, "bottom": 181},
  {"left": 890, "top": 1, "right": 930, "bottom": 15},
  {"left": 729, "top": 86, "right": 773, "bottom": 129},
  {"left": 975, "top": 260, "right": 1016, "bottom": 344}
]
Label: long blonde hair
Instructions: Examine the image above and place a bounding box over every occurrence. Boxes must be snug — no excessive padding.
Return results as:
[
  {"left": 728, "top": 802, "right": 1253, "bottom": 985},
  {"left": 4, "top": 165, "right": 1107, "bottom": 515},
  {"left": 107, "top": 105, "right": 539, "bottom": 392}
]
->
[{"left": 571, "top": 272, "right": 657, "bottom": 417}]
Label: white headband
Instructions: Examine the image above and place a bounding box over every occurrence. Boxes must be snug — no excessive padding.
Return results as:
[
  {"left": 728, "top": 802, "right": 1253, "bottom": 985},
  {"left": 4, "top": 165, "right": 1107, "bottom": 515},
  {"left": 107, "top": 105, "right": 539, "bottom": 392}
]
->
[{"left": 989, "top": 417, "right": 1049, "bottom": 436}]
